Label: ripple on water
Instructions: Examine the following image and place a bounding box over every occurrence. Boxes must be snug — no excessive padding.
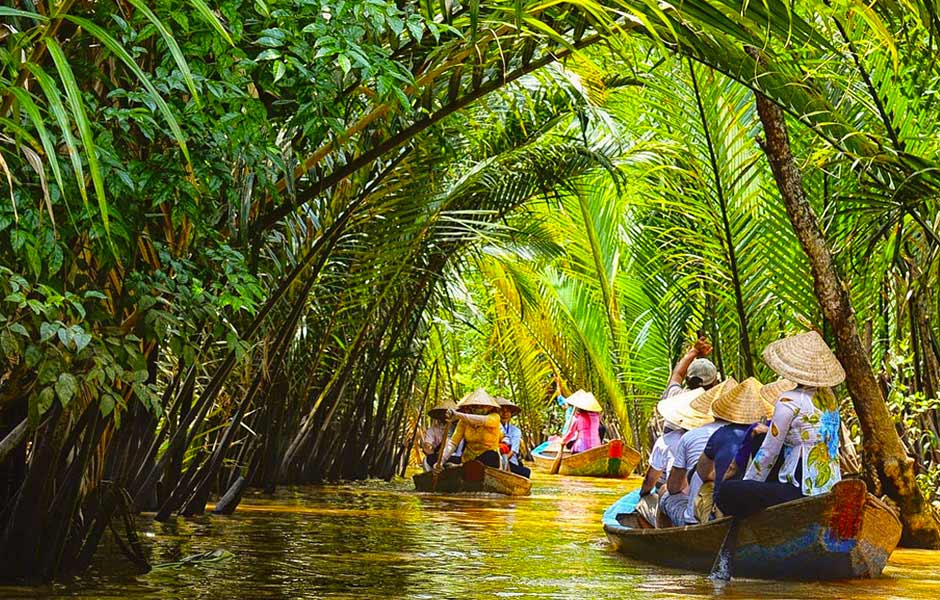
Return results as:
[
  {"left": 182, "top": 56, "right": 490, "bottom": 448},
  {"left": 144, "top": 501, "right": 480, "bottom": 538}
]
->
[{"left": 0, "top": 472, "right": 938, "bottom": 599}]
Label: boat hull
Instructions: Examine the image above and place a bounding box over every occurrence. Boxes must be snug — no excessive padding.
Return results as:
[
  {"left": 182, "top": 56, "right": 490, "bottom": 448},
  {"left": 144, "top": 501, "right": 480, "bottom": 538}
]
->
[
  {"left": 413, "top": 461, "right": 532, "bottom": 496},
  {"left": 603, "top": 479, "right": 901, "bottom": 580},
  {"left": 532, "top": 440, "right": 640, "bottom": 478}
]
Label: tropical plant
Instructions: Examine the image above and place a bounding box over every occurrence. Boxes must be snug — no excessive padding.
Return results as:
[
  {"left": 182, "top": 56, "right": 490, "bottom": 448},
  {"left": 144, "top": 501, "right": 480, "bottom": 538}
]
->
[{"left": 5, "top": 0, "right": 940, "bottom": 582}]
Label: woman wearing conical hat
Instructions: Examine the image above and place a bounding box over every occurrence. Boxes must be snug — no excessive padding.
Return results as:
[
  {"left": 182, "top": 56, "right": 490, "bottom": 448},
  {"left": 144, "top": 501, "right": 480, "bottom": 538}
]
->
[
  {"left": 708, "top": 378, "right": 797, "bottom": 483},
  {"left": 559, "top": 390, "right": 604, "bottom": 454},
  {"left": 692, "top": 377, "right": 795, "bottom": 523},
  {"left": 421, "top": 398, "right": 459, "bottom": 472},
  {"left": 435, "top": 388, "right": 502, "bottom": 471},
  {"left": 717, "top": 331, "right": 846, "bottom": 517}
]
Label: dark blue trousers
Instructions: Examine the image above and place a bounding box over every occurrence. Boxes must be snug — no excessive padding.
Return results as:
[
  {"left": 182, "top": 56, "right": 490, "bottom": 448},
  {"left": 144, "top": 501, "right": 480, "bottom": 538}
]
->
[
  {"left": 715, "top": 479, "right": 803, "bottom": 517},
  {"left": 473, "top": 450, "right": 501, "bottom": 468},
  {"left": 508, "top": 461, "right": 531, "bottom": 478}
]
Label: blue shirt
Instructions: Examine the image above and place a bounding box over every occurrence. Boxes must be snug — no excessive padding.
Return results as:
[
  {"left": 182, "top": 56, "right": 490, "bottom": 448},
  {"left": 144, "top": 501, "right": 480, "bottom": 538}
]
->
[
  {"left": 501, "top": 423, "right": 522, "bottom": 465},
  {"left": 703, "top": 423, "right": 750, "bottom": 499}
]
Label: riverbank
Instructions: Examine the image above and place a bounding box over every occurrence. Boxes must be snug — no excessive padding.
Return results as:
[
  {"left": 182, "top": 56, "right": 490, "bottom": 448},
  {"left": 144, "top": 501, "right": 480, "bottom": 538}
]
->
[{"left": 1, "top": 473, "right": 937, "bottom": 599}]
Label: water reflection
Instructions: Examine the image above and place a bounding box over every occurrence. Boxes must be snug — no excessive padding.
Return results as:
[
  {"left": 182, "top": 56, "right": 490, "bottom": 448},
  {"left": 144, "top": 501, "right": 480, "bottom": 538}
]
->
[{"left": 1, "top": 472, "right": 938, "bottom": 599}]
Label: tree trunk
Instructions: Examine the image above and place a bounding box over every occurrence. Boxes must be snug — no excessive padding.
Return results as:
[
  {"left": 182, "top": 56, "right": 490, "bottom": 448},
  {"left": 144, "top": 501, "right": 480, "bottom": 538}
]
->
[{"left": 750, "top": 70, "right": 940, "bottom": 548}]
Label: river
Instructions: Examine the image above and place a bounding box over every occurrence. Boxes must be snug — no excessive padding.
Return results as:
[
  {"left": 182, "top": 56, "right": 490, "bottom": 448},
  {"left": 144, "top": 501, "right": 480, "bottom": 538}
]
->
[{"left": 1, "top": 473, "right": 938, "bottom": 599}]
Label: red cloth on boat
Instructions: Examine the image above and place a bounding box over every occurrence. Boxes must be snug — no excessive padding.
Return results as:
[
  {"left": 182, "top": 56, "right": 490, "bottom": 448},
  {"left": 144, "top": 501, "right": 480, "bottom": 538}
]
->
[{"left": 562, "top": 410, "right": 601, "bottom": 453}]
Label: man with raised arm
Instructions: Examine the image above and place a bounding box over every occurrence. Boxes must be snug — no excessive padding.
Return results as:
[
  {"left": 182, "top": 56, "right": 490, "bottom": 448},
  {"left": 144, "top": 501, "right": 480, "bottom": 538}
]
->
[{"left": 636, "top": 335, "right": 720, "bottom": 526}]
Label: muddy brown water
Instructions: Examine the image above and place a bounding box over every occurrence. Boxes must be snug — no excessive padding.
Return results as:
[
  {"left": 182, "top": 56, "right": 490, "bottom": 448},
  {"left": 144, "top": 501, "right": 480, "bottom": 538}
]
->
[{"left": 1, "top": 473, "right": 938, "bottom": 599}]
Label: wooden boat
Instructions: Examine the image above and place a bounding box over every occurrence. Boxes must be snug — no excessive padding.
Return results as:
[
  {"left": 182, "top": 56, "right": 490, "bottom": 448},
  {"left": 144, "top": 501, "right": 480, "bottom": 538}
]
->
[
  {"left": 603, "top": 479, "right": 901, "bottom": 580},
  {"left": 412, "top": 460, "right": 532, "bottom": 496},
  {"left": 531, "top": 439, "right": 641, "bottom": 478}
]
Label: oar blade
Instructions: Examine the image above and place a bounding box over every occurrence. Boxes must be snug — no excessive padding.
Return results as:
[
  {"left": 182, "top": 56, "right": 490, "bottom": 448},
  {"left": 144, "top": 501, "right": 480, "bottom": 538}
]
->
[{"left": 709, "top": 518, "right": 740, "bottom": 582}]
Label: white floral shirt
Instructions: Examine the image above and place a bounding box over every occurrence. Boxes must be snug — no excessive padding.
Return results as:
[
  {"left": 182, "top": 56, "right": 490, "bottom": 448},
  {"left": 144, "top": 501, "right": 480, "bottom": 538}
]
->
[{"left": 744, "top": 386, "right": 841, "bottom": 496}]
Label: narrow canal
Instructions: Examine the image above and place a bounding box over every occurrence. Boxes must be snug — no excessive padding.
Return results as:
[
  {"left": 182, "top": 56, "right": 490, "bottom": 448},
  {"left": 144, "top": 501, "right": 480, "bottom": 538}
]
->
[{"left": 2, "top": 473, "right": 938, "bottom": 599}]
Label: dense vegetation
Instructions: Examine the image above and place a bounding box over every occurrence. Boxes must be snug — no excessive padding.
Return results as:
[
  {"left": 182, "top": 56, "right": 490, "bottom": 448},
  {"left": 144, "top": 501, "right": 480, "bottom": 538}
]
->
[{"left": 2, "top": 0, "right": 940, "bottom": 581}]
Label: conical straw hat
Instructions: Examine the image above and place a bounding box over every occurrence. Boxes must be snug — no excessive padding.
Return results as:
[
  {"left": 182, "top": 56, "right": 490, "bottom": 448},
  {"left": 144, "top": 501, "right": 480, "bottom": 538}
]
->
[
  {"left": 758, "top": 378, "right": 797, "bottom": 418},
  {"left": 689, "top": 377, "right": 737, "bottom": 415},
  {"left": 565, "top": 389, "right": 603, "bottom": 413},
  {"left": 760, "top": 378, "right": 796, "bottom": 403},
  {"left": 711, "top": 377, "right": 768, "bottom": 425},
  {"left": 456, "top": 388, "right": 500, "bottom": 410},
  {"left": 495, "top": 396, "right": 521, "bottom": 416},
  {"left": 656, "top": 387, "right": 707, "bottom": 430},
  {"left": 762, "top": 331, "right": 845, "bottom": 387},
  {"left": 669, "top": 377, "right": 735, "bottom": 429},
  {"left": 428, "top": 398, "right": 457, "bottom": 419}
]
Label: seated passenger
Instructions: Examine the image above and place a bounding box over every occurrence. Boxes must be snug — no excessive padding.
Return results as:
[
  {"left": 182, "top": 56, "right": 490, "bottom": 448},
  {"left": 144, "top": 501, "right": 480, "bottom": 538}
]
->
[
  {"left": 693, "top": 377, "right": 794, "bottom": 522},
  {"left": 559, "top": 390, "right": 603, "bottom": 454},
  {"left": 661, "top": 378, "right": 736, "bottom": 527},
  {"left": 436, "top": 388, "right": 502, "bottom": 471},
  {"left": 496, "top": 397, "right": 531, "bottom": 478},
  {"left": 635, "top": 389, "right": 696, "bottom": 526},
  {"left": 421, "top": 399, "right": 459, "bottom": 471},
  {"left": 717, "top": 331, "right": 845, "bottom": 517}
]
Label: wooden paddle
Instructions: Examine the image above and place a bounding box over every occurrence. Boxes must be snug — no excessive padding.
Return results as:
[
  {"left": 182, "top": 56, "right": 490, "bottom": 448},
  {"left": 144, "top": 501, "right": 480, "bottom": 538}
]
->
[
  {"left": 549, "top": 441, "right": 567, "bottom": 474},
  {"left": 709, "top": 517, "right": 741, "bottom": 582}
]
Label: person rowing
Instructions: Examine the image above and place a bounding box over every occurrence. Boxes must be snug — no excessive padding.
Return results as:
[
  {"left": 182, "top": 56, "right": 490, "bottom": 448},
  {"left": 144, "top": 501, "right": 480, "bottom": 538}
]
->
[
  {"left": 559, "top": 390, "right": 603, "bottom": 454},
  {"left": 716, "top": 331, "right": 845, "bottom": 516},
  {"left": 434, "top": 388, "right": 502, "bottom": 472},
  {"left": 421, "top": 398, "right": 459, "bottom": 472},
  {"left": 550, "top": 373, "right": 576, "bottom": 439}
]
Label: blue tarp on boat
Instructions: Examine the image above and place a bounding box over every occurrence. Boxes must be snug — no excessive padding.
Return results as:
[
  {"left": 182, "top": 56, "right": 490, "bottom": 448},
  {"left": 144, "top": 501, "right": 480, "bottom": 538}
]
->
[{"left": 602, "top": 488, "right": 642, "bottom": 528}]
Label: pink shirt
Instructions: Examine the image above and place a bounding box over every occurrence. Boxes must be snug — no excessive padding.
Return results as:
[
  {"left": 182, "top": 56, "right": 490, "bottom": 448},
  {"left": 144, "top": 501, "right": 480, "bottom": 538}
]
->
[
  {"left": 423, "top": 422, "right": 446, "bottom": 454},
  {"left": 562, "top": 410, "right": 601, "bottom": 453}
]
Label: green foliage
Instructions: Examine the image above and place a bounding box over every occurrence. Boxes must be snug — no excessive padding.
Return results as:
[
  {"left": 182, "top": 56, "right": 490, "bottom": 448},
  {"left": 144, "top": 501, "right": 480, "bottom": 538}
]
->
[
  {"left": 5, "top": 0, "right": 940, "bottom": 579},
  {"left": 431, "top": 3, "right": 940, "bottom": 461},
  {"left": 0, "top": 262, "right": 155, "bottom": 421}
]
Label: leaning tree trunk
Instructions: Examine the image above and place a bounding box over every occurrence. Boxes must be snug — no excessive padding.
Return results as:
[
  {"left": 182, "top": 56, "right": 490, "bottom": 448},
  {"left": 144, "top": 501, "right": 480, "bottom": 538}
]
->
[{"left": 751, "top": 74, "right": 940, "bottom": 548}]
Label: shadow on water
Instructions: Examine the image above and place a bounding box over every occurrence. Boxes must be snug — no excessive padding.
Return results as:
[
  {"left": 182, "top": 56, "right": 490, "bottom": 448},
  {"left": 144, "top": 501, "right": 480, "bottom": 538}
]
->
[{"left": 2, "top": 472, "right": 939, "bottom": 599}]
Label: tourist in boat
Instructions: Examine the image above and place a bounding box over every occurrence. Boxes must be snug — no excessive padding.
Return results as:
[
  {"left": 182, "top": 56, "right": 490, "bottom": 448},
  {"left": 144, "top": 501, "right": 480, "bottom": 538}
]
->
[
  {"left": 704, "top": 379, "right": 797, "bottom": 485},
  {"left": 421, "top": 398, "right": 460, "bottom": 471},
  {"left": 636, "top": 389, "right": 694, "bottom": 525},
  {"left": 559, "top": 390, "right": 603, "bottom": 454},
  {"left": 692, "top": 377, "right": 794, "bottom": 522},
  {"left": 435, "top": 388, "right": 503, "bottom": 471},
  {"left": 716, "top": 331, "right": 846, "bottom": 517},
  {"left": 660, "top": 378, "right": 736, "bottom": 527},
  {"left": 661, "top": 335, "right": 718, "bottom": 402},
  {"left": 650, "top": 334, "right": 718, "bottom": 524},
  {"left": 497, "top": 397, "right": 531, "bottom": 478}
]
